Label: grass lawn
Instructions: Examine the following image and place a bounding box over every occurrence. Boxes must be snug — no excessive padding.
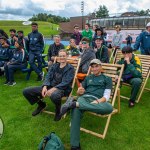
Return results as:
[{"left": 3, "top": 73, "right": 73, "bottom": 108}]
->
[
  {"left": 0, "top": 46, "right": 150, "bottom": 149},
  {"left": 0, "top": 21, "right": 59, "bottom": 37},
  {"left": 0, "top": 72, "right": 150, "bottom": 150}
]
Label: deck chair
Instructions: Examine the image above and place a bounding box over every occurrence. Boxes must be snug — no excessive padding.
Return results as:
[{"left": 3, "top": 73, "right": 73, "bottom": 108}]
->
[
  {"left": 80, "top": 63, "right": 124, "bottom": 139},
  {"left": 113, "top": 50, "right": 150, "bottom": 103},
  {"left": 42, "top": 57, "right": 81, "bottom": 115}
]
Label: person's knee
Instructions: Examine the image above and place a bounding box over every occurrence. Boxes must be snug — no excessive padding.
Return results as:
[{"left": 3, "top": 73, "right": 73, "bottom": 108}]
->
[
  {"left": 8, "top": 65, "right": 14, "bottom": 71},
  {"left": 106, "top": 103, "right": 113, "bottom": 114},
  {"left": 50, "top": 91, "right": 62, "bottom": 104},
  {"left": 29, "top": 60, "right": 34, "bottom": 66},
  {"left": 23, "top": 88, "right": 31, "bottom": 97},
  {"left": 131, "top": 78, "right": 142, "bottom": 86}
]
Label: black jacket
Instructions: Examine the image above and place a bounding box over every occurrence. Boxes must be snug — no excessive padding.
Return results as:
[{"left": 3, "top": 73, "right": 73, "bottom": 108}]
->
[
  {"left": 9, "top": 48, "right": 27, "bottom": 65},
  {"left": 42, "top": 63, "right": 75, "bottom": 96},
  {"left": 0, "top": 47, "right": 11, "bottom": 61},
  {"left": 28, "top": 30, "right": 44, "bottom": 52},
  {"left": 48, "top": 43, "right": 65, "bottom": 61}
]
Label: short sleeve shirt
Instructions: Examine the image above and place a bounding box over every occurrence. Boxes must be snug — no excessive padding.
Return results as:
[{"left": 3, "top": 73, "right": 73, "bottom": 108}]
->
[{"left": 82, "top": 74, "right": 112, "bottom": 99}]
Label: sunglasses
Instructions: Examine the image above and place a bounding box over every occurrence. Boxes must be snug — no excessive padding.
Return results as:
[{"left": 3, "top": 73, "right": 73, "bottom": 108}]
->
[{"left": 82, "top": 41, "right": 87, "bottom": 44}]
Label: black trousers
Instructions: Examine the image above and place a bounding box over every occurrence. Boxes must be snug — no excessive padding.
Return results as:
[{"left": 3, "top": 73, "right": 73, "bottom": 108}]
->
[{"left": 23, "top": 86, "right": 64, "bottom": 108}]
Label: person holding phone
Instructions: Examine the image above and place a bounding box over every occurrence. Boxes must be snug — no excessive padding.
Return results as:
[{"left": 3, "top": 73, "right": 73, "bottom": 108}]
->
[{"left": 117, "top": 46, "right": 142, "bottom": 107}]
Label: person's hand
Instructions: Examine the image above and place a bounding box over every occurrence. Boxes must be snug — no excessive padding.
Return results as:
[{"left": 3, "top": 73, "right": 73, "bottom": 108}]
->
[
  {"left": 77, "top": 84, "right": 85, "bottom": 95},
  {"left": 115, "top": 75, "right": 119, "bottom": 82},
  {"left": 51, "top": 57, "right": 55, "bottom": 61},
  {"left": 94, "top": 48, "right": 97, "bottom": 52},
  {"left": 7, "top": 62, "right": 10, "bottom": 65},
  {"left": 13, "top": 36, "right": 18, "bottom": 41},
  {"left": 46, "top": 87, "right": 57, "bottom": 97},
  {"left": 42, "top": 86, "right": 47, "bottom": 98},
  {"left": 124, "top": 56, "right": 130, "bottom": 64},
  {"left": 2, "top": 43, "right": 9, "bottom": 48},
  {"left": 48, "top": 61, "right": 53, "bottom": 66},
  {"left": 91, "top": 100, "right": 99, "bottom": 104}
]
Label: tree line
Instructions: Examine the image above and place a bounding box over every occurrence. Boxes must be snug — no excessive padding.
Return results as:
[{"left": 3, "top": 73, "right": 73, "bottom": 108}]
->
[
  {"left": 29, "top": 13, "right": 70, "bottom": 24},
  {"left": 29, "top": 6, "right": 150, "bottom": 24}
]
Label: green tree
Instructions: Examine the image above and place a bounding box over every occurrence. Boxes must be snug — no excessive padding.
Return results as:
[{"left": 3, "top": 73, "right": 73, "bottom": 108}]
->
[
  {"left": 96, "top": 5, "right": 109, "bottom": 18},
  {"left": 29, "top": 13, "right": 70, "bottom": 24},
  {"left": 136, "top": 9, "right": 150, "bottom": 16}
]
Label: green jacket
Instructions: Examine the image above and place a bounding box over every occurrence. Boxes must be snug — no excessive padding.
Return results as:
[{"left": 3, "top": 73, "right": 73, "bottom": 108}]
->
[
  {"left": 117, "top": 54, "right": 142, "bottom": 79},
  {"left": 82, "top": 29, "right": 93, "bottom": 42},
  {"left": 96, "top": 45, "right": 109, "bottom": 63}
]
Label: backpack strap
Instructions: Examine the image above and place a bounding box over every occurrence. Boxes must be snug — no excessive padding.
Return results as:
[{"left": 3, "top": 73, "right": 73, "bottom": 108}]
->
[{"left": 42, "top": 136, "right": 50, "bottom": 150}]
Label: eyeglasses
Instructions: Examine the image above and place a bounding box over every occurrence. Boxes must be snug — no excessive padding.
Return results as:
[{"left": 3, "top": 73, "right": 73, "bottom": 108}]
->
[
  {"left": 59, "top": 55, "right": 66, "bottom": 58},
  {"left": 82, "top": 41, "right": 87, "bottom": 44}
]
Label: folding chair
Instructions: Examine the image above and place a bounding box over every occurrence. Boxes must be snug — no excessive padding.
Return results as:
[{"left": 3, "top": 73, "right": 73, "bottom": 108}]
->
[
  {"left": 113, "top": 50, "right": 150, "bottom": 103},
  {"left": 80, "top": 63, "right": 124, "bottom": 139},
  {"left": 42, "top": 57, "right": 81, "bottom": 115}
]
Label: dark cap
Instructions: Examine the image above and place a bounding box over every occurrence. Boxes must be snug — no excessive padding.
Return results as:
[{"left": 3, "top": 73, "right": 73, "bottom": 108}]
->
[
  {"left": 95, "top": 36, "right": 103, "bottom": 40},
  {"left": 122, "top": 46, "right": 133, "bottom": 54}
]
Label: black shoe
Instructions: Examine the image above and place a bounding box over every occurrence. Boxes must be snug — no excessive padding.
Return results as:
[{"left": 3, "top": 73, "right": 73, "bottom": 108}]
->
[
  {"left": 32, "top": 102, "right": 46, "bottom": 116},
  {"left": 71, "top": 146, "right": 81, "bottom": 150},
  {"left": 128, "top": 100, "right": 135, "bottom": 108},
  {"left": 60, "top": 100, "right": 76, "bottom": 117},
  {"left": 54, "top": 113, "right": 61, "bottom": 121},
  {"left": 4, "top": 81, "right": 9, "bottom": 85},
  {"left": 8, "top": 81, "right": 16, "bottom": 86},
  {"left": 37, "top": 72, "right": 44, "bottom": 81}
]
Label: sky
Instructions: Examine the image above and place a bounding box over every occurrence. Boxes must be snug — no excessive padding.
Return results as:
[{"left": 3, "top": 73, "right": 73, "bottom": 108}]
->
[{"left": 0, "top": 0, "right": 149, "bottom": 20}]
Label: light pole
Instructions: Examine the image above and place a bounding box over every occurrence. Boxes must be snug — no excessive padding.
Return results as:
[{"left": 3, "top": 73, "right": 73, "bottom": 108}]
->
[{"left": 81, "top": 1, "right": 84, "bottom": 30}]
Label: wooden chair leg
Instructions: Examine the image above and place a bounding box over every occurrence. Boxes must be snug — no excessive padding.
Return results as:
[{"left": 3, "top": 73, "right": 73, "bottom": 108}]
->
[
  {"left": 136, "top": 72, "right": 150, "bottom": 103},
  {"left": 117, "top": 89, "right": 120, "bottom": 113},
  {"left": 102, "top": 115, "right": 112, "bottom": 139}
]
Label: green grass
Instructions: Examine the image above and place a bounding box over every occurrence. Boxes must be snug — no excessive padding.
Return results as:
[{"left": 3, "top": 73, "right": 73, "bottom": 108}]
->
[
  {"left": 0, "top": 21, "right": 59, "bottom": 37},
  {"left": 0, "top": 72, "right": 149, "bottom": 150},
  {"left": 0, "top": 46, "right": 150, "bottom": 149}
]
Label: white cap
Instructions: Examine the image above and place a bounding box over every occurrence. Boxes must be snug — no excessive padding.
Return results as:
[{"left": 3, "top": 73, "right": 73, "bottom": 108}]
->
[
  {"left": 90, "top": 59, "right": 102, "bottom": 66},
  {"left": 146, "top": 22, "right": 150, "bottom": 27}
]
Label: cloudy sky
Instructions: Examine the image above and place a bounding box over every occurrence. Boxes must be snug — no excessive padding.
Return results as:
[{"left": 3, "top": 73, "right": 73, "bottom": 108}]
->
[{"left": 0, "top": 0, "right": 149, "bottom": 20}]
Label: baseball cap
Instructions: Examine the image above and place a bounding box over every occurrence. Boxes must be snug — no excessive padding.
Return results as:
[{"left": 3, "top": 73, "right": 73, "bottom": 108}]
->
[
  {"left": 95, "top": 36, "right": 103, "bottom": 40},
  {"left": 146, "top": 22, "right": 150, "bottom": 27},
  {"left": 90, "top": 59, "right": 102, "bottom": 66}
]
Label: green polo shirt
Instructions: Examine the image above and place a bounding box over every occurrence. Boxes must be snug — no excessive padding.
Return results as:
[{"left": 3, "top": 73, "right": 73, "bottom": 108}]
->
[{"left": 82, "top": 73, "right": 112, "bottom": 99}]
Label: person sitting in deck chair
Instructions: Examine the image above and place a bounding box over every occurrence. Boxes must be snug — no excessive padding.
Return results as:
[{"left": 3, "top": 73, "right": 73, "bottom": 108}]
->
[
  {"left": 59, "top": 59, "right": 113, "bottom": 150},
  {"left": 117, "top": 46, "right": 142, "bottom": 107},
  {"left": 23, "top": 50, "right": 75, "bottom": 121},
  {"left": 76, "top": 37, "right": 95, "bottom": 86}
]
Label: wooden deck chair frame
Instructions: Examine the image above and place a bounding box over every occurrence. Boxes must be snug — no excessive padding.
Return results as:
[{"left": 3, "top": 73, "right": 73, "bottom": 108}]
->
[
  {"left": 43, "top": 57, "right": 81, "bottom": 115},
  {"left": 113, "top": 50, "right": 150, "bottom": 103},
  {"left": 109, "top": 48, "right": 115, "bottom": 62},
  {"left": 80, "top": 63, "right": 124, "bottom": 139}
]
